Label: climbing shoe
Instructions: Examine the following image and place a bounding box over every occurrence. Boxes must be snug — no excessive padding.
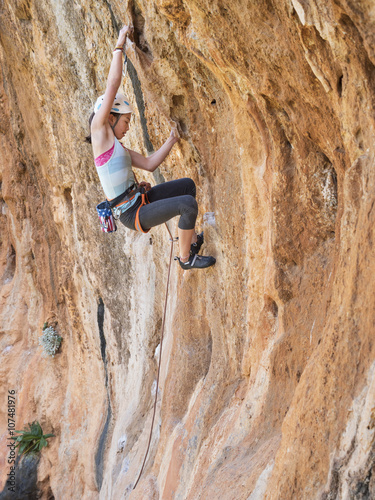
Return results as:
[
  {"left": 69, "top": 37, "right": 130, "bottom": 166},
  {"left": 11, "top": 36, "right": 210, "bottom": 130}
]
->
[
  {"left": 175, "top": 254, "right": 216, "bottom": 270},
  {"left": 190, "top": 232, "right": 204, "bottom": 255}
]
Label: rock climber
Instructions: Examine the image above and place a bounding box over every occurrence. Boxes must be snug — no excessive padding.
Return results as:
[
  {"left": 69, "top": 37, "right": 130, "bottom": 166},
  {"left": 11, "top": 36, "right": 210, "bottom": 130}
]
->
[{"left": 86, "top": 25, "right": 215, "bottom": 270}]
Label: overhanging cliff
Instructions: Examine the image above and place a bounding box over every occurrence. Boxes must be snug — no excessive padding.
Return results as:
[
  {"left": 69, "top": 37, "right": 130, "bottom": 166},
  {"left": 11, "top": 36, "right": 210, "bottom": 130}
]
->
[{"left": 1, "top": 1, "right": 375, "bottom": 499}]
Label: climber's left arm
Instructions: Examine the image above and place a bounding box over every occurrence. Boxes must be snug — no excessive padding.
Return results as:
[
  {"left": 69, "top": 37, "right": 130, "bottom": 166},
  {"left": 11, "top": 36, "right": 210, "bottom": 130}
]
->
[{"left": 127, "top": 127, "right": 180, "bottom": 172}]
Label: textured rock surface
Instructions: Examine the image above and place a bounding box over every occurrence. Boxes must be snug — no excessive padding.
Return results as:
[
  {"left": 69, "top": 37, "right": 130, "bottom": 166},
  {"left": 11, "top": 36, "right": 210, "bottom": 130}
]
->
[{"left": 1, "top": 0, "right": 375, "bottom": 498}]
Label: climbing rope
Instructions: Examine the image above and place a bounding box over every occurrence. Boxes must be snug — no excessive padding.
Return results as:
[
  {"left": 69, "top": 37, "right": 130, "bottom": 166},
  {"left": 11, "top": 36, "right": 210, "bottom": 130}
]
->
[{"left": 133, "top": 223, "right": 177, "bottom": 490}]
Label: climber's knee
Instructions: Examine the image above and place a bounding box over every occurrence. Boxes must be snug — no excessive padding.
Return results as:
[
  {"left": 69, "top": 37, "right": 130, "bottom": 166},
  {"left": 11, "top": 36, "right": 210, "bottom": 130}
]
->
[
  {"left": 182, "top": 178, "right": 196, "bottom": 198},
  {"left": 178, "top": 195, "right": 198, "bottom": 230}
]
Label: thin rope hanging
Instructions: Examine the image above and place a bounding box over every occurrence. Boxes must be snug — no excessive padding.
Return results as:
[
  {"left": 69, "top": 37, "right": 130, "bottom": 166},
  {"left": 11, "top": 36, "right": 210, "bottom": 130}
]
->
[{"left": 133, "top": 224, "right": 177, "bottom": 490}]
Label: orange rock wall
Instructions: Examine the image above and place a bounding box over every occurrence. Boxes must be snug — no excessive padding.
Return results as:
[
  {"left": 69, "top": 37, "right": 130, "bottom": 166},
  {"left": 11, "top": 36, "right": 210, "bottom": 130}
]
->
[{"left": 1, "top": 0, "right": 375, "bottom": 498}]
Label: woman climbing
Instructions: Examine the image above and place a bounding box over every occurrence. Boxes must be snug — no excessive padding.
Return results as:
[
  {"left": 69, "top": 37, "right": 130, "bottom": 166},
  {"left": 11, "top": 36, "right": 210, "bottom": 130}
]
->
[{"left": 87, "top": 24, "right": 215, "bottom": 270}]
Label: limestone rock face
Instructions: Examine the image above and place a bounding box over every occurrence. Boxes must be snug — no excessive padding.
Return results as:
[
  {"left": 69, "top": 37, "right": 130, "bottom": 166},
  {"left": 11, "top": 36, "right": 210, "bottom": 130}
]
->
[{"left": 1, "top": 1, "right": 375, "bottom": 498}]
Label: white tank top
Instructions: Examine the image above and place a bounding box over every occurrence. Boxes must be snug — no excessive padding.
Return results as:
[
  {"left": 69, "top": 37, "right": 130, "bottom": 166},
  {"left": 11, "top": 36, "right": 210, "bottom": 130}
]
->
[{"left": 95, "top": 138, "right": 136, "bottom": 201}]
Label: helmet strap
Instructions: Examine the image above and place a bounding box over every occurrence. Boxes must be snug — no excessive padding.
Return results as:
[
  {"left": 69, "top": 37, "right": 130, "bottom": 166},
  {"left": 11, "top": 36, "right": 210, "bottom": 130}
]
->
[{"left": 110, "top": 114, "right": 121, "bottom": 133}]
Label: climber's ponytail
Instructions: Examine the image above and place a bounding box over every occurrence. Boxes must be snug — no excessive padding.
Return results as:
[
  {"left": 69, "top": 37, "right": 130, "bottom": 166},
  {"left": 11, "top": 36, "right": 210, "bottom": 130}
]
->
[{"left": 85, "top": 112, "right": 95, "bottom": 144}]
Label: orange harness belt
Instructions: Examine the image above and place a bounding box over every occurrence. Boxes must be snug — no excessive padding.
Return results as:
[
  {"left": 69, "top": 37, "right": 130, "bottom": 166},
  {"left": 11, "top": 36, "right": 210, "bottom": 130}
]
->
[{"left": 134, "top": 192, "right": 150, "bottom": 233}]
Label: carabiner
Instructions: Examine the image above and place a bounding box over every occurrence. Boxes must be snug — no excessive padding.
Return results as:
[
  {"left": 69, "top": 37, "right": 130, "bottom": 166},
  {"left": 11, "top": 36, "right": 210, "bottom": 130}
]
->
[{"left": 122, "top": 52, "right": 128, "bottom": 79}]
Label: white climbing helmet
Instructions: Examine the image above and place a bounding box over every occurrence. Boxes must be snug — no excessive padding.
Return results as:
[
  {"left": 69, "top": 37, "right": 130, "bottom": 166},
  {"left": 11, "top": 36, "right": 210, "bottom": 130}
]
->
[{"left": 94, "top": 93, "right": 134, "bottom": 114}]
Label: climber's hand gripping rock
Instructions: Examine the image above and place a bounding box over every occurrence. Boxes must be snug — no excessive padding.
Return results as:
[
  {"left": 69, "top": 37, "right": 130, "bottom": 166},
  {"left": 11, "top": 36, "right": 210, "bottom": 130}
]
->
[
  {"left": 170, "top": 121, "right": 182, "bottom": 142},
  {"left": 116, "top": 25, "right": 133, "bottom": 48}
]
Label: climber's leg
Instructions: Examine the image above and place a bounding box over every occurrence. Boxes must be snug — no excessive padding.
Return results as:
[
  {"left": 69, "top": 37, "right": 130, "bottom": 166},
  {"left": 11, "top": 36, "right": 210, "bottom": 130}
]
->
[
  {"left": 138, "top": 194, "right": 198, "bottom": 234},
  {"left": 146, "top": 178, "right": 198, "bottom": 245},
  {"left": 178, "top": 228, "right": 196, "bottom": 262},
  {"left": 119, "top": 178, "right": 215, "bottom": 269},
  {"left": 139, "top": 194, "right": 205, "bottom": 263},
  {"left": 147, "top": 178, "right": 196, "bottom": 203}
]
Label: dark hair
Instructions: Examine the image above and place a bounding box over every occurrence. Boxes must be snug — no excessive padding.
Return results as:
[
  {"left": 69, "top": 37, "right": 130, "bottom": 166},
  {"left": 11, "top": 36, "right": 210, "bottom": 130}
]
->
[
  {"left": 85, "top": 112, "right": 121, "bottom": 144},
  {"left": 85, "top": 112, "right": 95, "bottom": 144}
]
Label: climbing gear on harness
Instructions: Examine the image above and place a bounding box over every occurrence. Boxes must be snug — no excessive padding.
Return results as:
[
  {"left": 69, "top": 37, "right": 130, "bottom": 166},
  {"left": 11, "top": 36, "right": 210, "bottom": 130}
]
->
[
  {"left": 96, "top": 184, "right": 140, "bottom": 230},
  {"left": 112, "top": 188, "right": 142, "bottom": 219},
  {"left": 133, "top": 223, "right": 178, "bottom": 491},
  {"left": 95, "top": 184, "right": 139, "bottom": 232},
  {"left": 108, "top": 183, "right": 137, "bottom": 208},
  {"left": 97, "top": 174, "right": 150, "bottom": 231},
  {"left": 94, "top": 93, "right": 134, "bottom": 115},
  {"left": 96, "top": 200, "right": 117, "bottom": 233},
  {"left": 175, "top": 253, "right": 216, "bottom": 270},
  {"left": 190, "top": 231, "right": 204, "bottom": 255},
  {"left": 111, "top": 186, "right": 143, "bottom": 220}
]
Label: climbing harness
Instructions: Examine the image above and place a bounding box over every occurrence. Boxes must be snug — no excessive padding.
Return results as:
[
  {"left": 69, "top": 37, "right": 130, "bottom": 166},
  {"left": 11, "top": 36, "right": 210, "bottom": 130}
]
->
[
  {"left": 110, "top": 183, "right": 137, "bottom": 207},
  {"left": 111, "top": 186, "right": 141, "bottom": 218},
  {"left": 97, "top": 185, "right": 150, "bottom": 232},
  {"left": 96, "top": 181, "right": 139, "bottom": 232},
  {"left": 134, "top": 191, "right": 150, "bottom": 233},
  {"left": 133, "top": 223, "right": 177, "bottom": 490}
]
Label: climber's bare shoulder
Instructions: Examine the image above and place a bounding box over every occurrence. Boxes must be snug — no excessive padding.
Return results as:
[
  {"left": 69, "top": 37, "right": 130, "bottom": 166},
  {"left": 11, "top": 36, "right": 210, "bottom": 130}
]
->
[{"left": 91, "top": 123, "right": 114, "bottom": 158}]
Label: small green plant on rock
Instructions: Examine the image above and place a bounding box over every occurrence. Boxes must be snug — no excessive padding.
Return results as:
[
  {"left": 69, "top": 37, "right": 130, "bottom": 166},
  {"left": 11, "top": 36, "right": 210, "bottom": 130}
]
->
[
  {"left": 39, "top": 322, "right": 62, "bottom": 357},
  {"left": 14, "top": 421, "right": 54, "bottom": 456}
]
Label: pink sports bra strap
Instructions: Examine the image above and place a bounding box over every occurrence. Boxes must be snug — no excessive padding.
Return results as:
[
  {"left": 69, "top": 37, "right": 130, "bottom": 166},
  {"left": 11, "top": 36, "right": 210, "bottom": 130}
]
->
[{"left": 94, "top": 143, "right": 115, "bottom": 167}]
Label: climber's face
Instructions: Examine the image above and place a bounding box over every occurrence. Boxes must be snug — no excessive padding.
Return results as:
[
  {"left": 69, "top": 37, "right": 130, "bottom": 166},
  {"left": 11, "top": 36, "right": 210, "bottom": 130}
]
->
[{"left": 110, "top": 113, "right": 132, "bottom": 139}]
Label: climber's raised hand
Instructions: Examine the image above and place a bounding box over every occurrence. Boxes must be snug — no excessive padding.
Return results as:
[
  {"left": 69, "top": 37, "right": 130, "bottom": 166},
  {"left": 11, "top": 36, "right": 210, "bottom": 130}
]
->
[
  {"left": 170, "top": 122, "right": 181, "bottom": 143},
  {"left": 117, "top": 25, "right": 133, "bottom": 48}
]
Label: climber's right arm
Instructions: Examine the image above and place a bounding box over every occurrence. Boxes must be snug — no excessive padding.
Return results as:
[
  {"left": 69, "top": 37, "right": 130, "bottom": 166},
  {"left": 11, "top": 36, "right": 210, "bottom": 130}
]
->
[{"left": 91, "top": 25, "right": 132, "bottom": 131}]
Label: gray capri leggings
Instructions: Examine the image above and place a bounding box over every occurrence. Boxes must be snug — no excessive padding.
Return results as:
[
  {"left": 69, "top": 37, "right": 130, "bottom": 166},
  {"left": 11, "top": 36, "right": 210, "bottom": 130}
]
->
[{"left": 119, "top": 178, "right": 198, "bottom": 231}]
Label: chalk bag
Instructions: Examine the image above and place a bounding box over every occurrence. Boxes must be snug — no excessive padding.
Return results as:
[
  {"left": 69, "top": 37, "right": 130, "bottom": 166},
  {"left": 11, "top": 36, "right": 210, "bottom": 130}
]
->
[{"left": 96, "top": 200, "right": 117, "bottom": 233}]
